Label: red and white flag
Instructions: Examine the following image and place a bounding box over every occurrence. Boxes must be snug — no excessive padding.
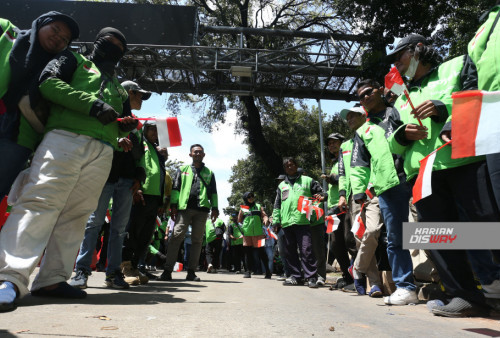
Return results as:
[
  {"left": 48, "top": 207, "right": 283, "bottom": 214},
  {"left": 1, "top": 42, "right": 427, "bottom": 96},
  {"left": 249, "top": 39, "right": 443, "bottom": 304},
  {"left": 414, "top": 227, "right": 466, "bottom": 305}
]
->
[
  {"left": 325, "top": 215, "right": 340, "bottom": 234},
  {"left": 351, "top": 204, "right": 365, "bottom": 239},
  {"left": 385, "top": 67, "right": 406, "bottom": 96},
  {"left": 156, "top": 216, "right": 162, "bottom": 228},
  {"left": 240, "top": 205, "right": 250, "bottom": 213},
  {"left": 412, "top": 151, "right": 437, "bottom": 204},
  {"left": 256, "top": 237, "right": 266, "bottom": 248},
  {"left": 297, "top": 196, "right": 312, "bottom": 219},
  {"left": 104, "top": 209, "right": 111, "bottom": 223},
  {"left": 266, "top": 227, "right": 278, "bottom": 240},
  {"left": 451, "top": 90, "right": 500, "bottom": 159},
  {"left": 156, "top": 117, "right": 182, "bottom": 148}
]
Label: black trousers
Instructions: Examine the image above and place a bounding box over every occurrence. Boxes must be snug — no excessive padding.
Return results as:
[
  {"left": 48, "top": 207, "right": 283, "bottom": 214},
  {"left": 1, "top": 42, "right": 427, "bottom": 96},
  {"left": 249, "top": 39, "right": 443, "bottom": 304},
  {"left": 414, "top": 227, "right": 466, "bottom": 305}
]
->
[
  {"left": 122, "top": 194, "right": 162, "bottom": 267},
  {"left": 230, "top": 244, "right": 244, "bottom": 271},
  {"left": 416, "top": 161, "right": 500, "bottom": 304},
  {"left": 206, "top": 238, "right": 222, "bottom": 269},
  {"left": 329, "top": 210, "right": 357, "bottom": 281}
]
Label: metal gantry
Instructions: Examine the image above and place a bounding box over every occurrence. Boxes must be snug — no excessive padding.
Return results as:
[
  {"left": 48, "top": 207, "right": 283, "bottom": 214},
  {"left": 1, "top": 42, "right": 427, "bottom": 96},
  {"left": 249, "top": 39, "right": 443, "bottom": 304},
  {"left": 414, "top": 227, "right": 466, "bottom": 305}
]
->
[{"left": 78, "top": 26, "right": 373, "bottom": 102}]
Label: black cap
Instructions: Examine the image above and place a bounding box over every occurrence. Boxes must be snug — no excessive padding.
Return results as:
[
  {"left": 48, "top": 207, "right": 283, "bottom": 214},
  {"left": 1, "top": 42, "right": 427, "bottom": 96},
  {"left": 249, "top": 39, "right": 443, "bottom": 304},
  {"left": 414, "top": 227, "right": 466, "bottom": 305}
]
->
[
  {"left": 121, "top": 81, "right": 152, "bottom": 100},
  {"left": 386, "top": 34, "right": 427, "bottom": 63},
  {"left": 327, "top": 132, "right": 345, "bottom": 142}
]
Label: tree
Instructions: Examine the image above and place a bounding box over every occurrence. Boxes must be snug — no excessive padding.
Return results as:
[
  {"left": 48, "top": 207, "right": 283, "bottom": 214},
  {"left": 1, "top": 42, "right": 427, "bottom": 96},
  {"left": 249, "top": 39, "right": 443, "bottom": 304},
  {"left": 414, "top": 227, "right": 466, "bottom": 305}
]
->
[{"left": 224, "top": 103, "right": 349, "bottom": 215}]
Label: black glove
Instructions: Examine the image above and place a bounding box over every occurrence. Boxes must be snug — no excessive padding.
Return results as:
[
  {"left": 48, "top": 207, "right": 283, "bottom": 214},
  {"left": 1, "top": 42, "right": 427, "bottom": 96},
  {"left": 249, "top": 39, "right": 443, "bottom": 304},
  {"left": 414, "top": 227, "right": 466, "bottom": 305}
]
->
[
  {"left": 118, "top": 119, "right": 139, "bottom": 132},
  {"left": 89, "top": 99, "right": 119, "bottom": 125}
]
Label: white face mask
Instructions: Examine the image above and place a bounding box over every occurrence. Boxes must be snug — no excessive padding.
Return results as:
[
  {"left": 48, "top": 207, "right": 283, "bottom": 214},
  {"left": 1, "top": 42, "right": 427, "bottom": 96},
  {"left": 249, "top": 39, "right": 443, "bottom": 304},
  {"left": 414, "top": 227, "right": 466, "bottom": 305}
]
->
[{"left": 404, "top": 55, "right": 419, "bottom": 80}]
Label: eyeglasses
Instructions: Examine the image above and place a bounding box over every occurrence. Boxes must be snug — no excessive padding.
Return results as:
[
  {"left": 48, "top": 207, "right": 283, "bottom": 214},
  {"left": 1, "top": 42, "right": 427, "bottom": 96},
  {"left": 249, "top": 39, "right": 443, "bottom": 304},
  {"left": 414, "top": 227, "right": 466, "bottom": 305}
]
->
[{"left": 358, "top": 88, "right": 374, "bottom": 101}]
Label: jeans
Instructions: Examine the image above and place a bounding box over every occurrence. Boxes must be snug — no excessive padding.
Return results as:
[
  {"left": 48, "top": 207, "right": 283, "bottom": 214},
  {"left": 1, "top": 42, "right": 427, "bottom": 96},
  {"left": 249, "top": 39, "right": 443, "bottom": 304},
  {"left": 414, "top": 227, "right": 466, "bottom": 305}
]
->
[
  {"left": 467, "top": 250, "right": 500, "bottom": 285},
  {"left": 261, "top": 245, "right": 274, "bottom": 274},
  {"left": 75, "top": 178, "right": 134, "bottom": 274},
  {"left": 378, "top": 181, "right": 415, "bottom": 291},
  {"left": 0, "top": 138, "right": 32, "bottom": 198}
]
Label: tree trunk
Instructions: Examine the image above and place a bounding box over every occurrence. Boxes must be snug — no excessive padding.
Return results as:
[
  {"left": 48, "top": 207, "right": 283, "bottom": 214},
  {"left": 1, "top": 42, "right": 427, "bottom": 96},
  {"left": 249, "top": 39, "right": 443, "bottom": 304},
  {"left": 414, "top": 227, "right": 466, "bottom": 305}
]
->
[{"left": 241, "top": 96, "right": 283, "bottom": 177}]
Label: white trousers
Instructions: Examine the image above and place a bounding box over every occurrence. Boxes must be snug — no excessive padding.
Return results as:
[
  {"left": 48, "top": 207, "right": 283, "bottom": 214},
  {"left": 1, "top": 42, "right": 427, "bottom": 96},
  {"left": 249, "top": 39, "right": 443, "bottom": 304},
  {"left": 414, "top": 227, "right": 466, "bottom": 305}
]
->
[{"left": 0, "top": 130, "right": 112, "bottom": 297}]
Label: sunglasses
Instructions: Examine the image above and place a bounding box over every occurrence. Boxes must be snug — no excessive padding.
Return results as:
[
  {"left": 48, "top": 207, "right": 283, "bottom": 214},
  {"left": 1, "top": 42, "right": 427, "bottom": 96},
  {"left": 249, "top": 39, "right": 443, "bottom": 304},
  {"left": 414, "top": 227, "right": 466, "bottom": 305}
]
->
[{"left": 358, "top": 88, "right": 374, "bottom": 101}]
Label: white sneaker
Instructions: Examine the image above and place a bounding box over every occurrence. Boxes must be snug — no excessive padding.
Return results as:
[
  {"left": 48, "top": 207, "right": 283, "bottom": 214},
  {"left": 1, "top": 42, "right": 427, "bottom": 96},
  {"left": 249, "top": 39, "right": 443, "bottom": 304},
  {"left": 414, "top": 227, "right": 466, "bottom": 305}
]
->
[
  {"left": 316, "top": 276, "right": 326, "bottom": 286},
  {"left": 482, "top": 280, "right": 500, "bottom": 299},
  {"left": 384, "top": 288, "right": 418, "bottom": 305},
  {"left": 207, "top": 264, "right": 214, "bottom": 273}
]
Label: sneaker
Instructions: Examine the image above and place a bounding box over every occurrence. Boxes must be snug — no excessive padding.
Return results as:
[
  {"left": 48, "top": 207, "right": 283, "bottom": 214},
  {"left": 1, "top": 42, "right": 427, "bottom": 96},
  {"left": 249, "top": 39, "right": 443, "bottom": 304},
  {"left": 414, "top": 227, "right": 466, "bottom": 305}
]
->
[
  {"left": 207, "top": 264, "right": 214, "bottom": 273},
  {"left": 308, "top": 278, "right": 319, "bottom": 288},
  {"left": 342, "top": 283, "right": 356, "bottom": 293},
  {"left": 276, "top": 275, "right": 286, "bottom": 281},
  {"left": 265, "top": 273, "right": 272, "bottom": 279},
  {"left": 316, "top": 276, "right": 325, "bottom": 287},
  {"left": 243, "top": 272, "right": 251, "bottom": 278},
  {"left": 426, "top": 299, "right": 446, "bottom": 312},
  {"left": 369, "top": 285, "right": 383, "bottom": 298},
  {"left": 431, "top": 297, "right": 490, "bottom": 318},
  {"left": 354, "top": 277, "right": 367, "bottom": 295},
  {"left": 330, "top": 277, "right": 349, "bottom": 290},
  {"left": 384, "top": 288, "right": 418, "bottom": 305},
  {"left": 104, "top": 272, "right": 130, "bottom": 289},
  {"left": 159, "top": 270, "right": 172, "bottom": 281},
  {"left": 482, "top": 280, "right": 500, "bottom": 299},
  {"left": 120, "top": 261, "right": 140, "bottom": 286},
  {"left": 186, "top": 270, "right": 201, "bottom": 281},
  {"left": 235, "top": 270, "right": 241, "bottom": 274},
  {"left": 70, "top": 269, "right": 90, "bottom": 289},
  {"left": 283, "top": 276, "right": 303, "bottom": 286},
  {"left": 0, "top": 282, "right": 17, "bottom": 313},
  {"left": 139, "top": 266, "right": 158, "bottom": 281}
]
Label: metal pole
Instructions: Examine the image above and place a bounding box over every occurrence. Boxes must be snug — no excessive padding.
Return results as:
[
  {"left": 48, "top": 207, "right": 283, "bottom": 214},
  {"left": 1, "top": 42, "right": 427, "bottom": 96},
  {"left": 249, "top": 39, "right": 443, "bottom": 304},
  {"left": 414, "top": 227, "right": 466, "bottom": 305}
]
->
[{"left": 317, "top": 99, "right": 328, "bottom": 195}]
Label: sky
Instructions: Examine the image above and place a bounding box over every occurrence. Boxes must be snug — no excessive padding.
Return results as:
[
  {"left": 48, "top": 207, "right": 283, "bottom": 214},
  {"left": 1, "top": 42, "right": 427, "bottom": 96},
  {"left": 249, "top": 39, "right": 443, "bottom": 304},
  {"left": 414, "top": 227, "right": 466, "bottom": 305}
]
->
[{"left": 134, "top": 94, "right": 353, "bottom": 224}]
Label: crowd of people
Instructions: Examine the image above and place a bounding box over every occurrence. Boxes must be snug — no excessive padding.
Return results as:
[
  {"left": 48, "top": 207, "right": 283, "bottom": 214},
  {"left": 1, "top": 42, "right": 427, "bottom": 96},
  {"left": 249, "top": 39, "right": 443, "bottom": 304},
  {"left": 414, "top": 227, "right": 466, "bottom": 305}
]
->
[{"left": 0, "top": 4, "right": 499, "bottom": 320}]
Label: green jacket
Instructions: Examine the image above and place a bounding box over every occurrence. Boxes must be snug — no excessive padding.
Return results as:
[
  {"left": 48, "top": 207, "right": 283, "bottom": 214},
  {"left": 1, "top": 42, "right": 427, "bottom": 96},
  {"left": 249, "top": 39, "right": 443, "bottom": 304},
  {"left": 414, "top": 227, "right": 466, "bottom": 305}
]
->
[
  {"left": 0, "top": 18, "right": 15, "bottom": 99},
  {"left": 241, "top": 203, "right": 265, "bottom": 236},
  {"left": 229, "top": 221, "right": 244, "bottom": 246},
  {"left": 338, "top": 139, "right": 354, "bottom": 201},
  {"left": 205, "top": 218, "right": 225, "bottom": 244},
  {"left": 388, "top": 56, "right": 484, "bottom": 180},
  {"left": 39, "top": 50, "right": 129, "bottom": 149},
  {"left": 140, "top": 140, "right": 163, "bottom": 197},
  {"left": 0, "top": 18, "right": 42, "bottom": 150},
  {"left": 468, "top": 5, "right": 500, "bottom": 91},
  {"left": 350, "top": 121, "right": 400, "bottom": 200},
  {"left": 171, "top": 164, "right": 218, "bottom": 211},
  {"left": 272, "top": 175, "right": 323, "bottom": 228},
  {"left": 327, "top": 161, "right": 340, "bottom": 209}
]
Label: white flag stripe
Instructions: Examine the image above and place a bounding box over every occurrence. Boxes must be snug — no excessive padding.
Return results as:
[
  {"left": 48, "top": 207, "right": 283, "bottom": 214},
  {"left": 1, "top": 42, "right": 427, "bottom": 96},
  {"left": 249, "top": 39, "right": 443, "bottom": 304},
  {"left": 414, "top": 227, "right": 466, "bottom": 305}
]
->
[
  {"left": 475, "top": 93, "right": 500, "bottom": 156},
  {"left": 390, "top": 82, "right": 405, "bottom": 96},
  {"left": 156, "top": 118, "right": 171, "bottom": 148},
  {"left": 421, "top": 151, "right": 437, "bottom": 199}
]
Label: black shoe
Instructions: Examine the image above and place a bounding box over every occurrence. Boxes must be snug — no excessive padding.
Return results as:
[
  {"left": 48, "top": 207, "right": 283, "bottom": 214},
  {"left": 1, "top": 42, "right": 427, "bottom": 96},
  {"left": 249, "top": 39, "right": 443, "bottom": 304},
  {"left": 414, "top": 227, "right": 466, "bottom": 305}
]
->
[
  {"left": 330, "top": 277, "right": 348, "bottom": 290},
  {"left": 308, "top": 278, "right": 319, "bottom": 288},
  {"left": 186, "top": 270, "right": 200, "bottom": 281},
  {"left": 95, "top": 263, "right": 106, "bottom": 272},
  {"left": 243, "top": 272, "right": 251, "bottom": 278},
  {"left": 139, "top": 267, "right": 158, "bottom": 281},
  {"left": 31, "top": 282, "right": 87, "bottom": 299},
  {"left": 342, "top": 283, "right": 357, "bottom": 293},
  {"left": 283, "top": 276, "right": 303, "bottom": 286},
  {"left": 431, "top": 297, "right": 490, "bottom": 318},
  {"left": 159, "top": 271, "right": 172, "bottom": 281},
  {"left": 265, "top": 273, "right": 272, "bottom": 279}
]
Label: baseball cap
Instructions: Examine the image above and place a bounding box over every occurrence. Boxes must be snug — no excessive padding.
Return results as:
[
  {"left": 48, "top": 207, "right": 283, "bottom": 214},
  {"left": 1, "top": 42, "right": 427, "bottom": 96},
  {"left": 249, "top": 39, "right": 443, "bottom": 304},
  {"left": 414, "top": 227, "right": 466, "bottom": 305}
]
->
[
  {"left": 340, "top": 106, "right": 366, "bottom": 120},
  {"left": 326, "top": 132, "right": 345, "bottom": 142},
  {"left": 121, "top": 80, "right": 152, "bottom": 100},
  {"left": 386, "top": 34, "right": 428, "bottom": 63}
]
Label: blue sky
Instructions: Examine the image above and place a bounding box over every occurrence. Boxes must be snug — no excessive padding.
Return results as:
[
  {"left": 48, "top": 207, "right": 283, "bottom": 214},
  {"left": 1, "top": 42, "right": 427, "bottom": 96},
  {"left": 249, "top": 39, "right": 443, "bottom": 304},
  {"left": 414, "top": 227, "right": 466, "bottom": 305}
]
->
[{"left": 135, "top": 94, "right": 353, "bottom": 223}]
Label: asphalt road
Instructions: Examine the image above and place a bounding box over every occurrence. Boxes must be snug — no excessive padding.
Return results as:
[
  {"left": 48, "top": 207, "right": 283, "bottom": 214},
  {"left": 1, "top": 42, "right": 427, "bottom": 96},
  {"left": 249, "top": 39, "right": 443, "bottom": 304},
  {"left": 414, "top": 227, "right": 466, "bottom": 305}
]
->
[{"left": 0, "top": 269, "right": 499, "bottom": 337}]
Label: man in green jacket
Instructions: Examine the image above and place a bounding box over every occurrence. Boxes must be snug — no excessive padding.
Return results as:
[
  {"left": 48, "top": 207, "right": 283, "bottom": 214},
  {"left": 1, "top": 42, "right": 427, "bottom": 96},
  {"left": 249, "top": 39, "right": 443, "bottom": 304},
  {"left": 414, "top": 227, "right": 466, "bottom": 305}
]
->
[
  {"left": 387, "top": 34, "right": 499, "bottom": 316},
  {"left": 205, "top": 217, "right": 226, "bottom": 273},
  {"left": 272, "top": 157, "right": 325, "bottom": 288},
  {"left": 160, "top": 144, "right": 219, "bottom": 282},
  {"left": 0, "top": 27, "right": 137, "bottom": 312}
]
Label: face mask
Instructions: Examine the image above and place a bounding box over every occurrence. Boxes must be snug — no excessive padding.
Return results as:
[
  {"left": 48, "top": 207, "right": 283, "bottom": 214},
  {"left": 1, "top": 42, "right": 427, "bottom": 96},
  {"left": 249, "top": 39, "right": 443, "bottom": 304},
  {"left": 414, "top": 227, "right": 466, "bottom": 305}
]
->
[
  {"left": 93, "top": 38, "right": 124, "bottom": 65},
  {"left": 404, "top": 55, "right": 419, "bottom": 80}
]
